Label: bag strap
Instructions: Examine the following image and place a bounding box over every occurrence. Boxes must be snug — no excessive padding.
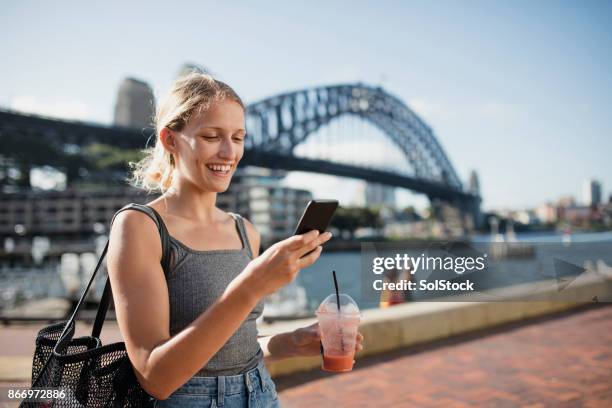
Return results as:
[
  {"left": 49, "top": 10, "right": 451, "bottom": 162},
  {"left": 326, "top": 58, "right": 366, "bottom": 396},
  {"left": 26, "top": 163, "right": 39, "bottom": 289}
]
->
[{"left": 55, "top": 203, "right": 171, "bottom": 351}]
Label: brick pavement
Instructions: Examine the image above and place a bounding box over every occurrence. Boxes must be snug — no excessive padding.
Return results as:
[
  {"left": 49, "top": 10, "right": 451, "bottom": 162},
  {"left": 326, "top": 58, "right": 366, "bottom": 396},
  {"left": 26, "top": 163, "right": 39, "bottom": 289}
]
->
[{"left": 277, "top": 305, "right": 612, "bottom": 408}]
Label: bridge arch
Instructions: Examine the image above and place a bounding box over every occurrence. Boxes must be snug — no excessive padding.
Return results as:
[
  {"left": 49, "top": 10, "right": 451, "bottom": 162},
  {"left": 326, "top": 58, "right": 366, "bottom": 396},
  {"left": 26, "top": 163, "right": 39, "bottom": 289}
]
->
[{"left": 245, "top": 83, "right": 462, "bottom": 189}]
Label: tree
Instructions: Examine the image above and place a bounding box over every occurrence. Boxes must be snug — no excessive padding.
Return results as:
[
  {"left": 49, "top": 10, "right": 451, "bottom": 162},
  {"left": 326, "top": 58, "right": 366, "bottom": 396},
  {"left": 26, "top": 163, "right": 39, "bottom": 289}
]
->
[
  {"left": 330, "top": 207, "right": 382, "bottom": 239},
  {"left": 83, "top": 143, "right": 144, "bottom": 171}
]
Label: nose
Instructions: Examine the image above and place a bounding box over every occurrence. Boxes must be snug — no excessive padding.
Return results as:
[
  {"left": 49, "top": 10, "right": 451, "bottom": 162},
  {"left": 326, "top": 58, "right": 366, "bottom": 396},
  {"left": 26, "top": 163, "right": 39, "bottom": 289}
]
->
[{"left": 218, "top": 137, "right": 234, "bottom": 160}]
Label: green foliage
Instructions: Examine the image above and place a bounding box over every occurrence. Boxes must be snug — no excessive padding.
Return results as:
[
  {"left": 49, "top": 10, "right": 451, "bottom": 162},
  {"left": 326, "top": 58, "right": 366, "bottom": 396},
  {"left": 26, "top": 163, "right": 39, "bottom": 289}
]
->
[
  {"left": 330, "top": 206, "right": 383, "bottom": 238},
  {"left": 83, "top": 143, "right": 144, "bottom": 170}
]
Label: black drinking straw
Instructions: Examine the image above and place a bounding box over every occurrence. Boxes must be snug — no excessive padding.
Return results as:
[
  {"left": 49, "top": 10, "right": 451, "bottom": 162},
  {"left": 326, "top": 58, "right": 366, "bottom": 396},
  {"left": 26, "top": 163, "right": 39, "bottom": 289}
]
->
[
  {"left": 333, "top": 270, "right": 340, "bottom": 312},
  {"left": 332, "top": 270, "right": 345, "bottom": 352}
]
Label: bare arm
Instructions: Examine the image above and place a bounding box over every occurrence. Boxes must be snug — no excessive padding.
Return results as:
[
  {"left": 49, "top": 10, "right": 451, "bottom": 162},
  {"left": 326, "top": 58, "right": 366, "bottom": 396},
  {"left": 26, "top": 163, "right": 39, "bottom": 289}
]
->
[
  {"left": 241, "top": 218, "right": 285, "bottom": 361},
  {"left": 242, "top": 218, "right": 323, "bottom": 362},
  {"left": 242, "top": 218, "right": 283, "bottom": 360},
  {"left": 107, "top": 211, "right": 330, "bottom": 400}
]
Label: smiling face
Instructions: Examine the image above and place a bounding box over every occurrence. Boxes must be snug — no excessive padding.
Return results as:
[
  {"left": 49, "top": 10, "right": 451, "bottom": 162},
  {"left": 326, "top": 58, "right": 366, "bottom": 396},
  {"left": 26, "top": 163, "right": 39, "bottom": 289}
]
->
[{"left": 168, "top": 98, "right": 246, "bottom": 193}]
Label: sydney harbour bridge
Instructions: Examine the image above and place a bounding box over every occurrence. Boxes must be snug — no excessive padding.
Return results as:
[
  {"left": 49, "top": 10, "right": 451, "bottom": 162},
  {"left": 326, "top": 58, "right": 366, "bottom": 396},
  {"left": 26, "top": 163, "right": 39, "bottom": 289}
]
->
[{"left": 0, "top": 83, "right": 481, "bottom": 227}]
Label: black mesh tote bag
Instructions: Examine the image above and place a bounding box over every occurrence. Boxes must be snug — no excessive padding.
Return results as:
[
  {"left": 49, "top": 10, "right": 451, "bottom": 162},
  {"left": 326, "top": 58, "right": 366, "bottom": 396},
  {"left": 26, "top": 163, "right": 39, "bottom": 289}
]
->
[{"left": 21, "top": 203, "right": 171, "bottom": 407}]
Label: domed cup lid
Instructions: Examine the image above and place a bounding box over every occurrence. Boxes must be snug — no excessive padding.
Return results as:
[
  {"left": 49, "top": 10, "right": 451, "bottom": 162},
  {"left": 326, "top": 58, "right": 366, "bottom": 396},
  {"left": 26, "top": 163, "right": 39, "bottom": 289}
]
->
[{"left": 316, "top": 293, "right": 360, "bottom": 316}]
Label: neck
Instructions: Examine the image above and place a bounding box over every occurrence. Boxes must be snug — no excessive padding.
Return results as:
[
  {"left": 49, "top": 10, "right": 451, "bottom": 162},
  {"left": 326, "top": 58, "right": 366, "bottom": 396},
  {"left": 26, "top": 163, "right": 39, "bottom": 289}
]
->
[{"left": 161, "top": 179, "right": 219, "bottom": 223}]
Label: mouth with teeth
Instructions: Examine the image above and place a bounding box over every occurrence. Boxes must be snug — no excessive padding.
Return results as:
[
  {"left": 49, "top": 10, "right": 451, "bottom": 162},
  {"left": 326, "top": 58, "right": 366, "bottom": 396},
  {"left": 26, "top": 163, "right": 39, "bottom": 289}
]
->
[{"left": 206, "top": 163, "right": 233, "bottom": 177}]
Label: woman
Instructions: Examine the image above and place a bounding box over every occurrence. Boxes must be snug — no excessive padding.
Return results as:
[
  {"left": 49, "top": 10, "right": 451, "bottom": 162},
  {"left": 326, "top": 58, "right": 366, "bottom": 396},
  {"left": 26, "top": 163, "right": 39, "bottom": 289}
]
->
[{"left": 107, "top": 72, "right": 363, "bottom": 407}]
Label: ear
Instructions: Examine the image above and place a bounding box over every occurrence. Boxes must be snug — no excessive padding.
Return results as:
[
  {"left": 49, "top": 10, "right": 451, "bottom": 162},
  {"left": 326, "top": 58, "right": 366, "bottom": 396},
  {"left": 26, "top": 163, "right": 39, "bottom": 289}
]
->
[{"left": 159, "top": 128, "right": 177, "bottom": 154}]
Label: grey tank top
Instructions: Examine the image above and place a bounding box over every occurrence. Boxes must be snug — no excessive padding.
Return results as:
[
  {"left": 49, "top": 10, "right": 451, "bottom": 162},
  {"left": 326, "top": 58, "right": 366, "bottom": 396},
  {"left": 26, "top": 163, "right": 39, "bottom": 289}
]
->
[{"left": 159, "top": 211, "right": 265, "bottom": 377}]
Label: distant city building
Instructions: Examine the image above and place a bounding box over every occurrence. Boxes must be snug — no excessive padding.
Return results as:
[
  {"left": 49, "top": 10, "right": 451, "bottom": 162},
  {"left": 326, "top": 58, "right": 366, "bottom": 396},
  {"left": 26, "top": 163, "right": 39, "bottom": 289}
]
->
[
  {"left": 603, "top": 200, "right": 612, "bottom": 228},
  {"left": 535, "top": 203, "right": 558, "bottom": 224},
  {"left": 364, "top": 183, "right": 396, "bottom": 209},
  {"left": 468, "top": 170, "right": 480, "bottom": 195},
  {"left": 557, "top": 195, "right": 576, "bottom": 208},
  {"left": 177, "top": 63, "right": 208, "bottom": 78},
  {"left": 558, "top": 206, "right": 593, "bottom": 225},
  {"left": 349, "top": 184, "right": 366, "bottom": 207},
  {"left": 0, "top": 188, "right": 153, "bottom": 239},
  {"left": 113, "top": 78, "right": 156, "bottom": 129},
  {"left": 583, "top": 179, "right": 602, "bottom": 207},
  {"left": 384, "top": 220, "right": 429, "bottom": 239}
]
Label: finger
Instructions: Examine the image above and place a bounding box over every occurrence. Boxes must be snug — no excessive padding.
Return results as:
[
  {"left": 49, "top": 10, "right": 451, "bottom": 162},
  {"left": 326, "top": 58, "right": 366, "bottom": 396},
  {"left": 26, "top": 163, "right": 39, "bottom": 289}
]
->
[
  {"left": 317, "top": 231, "right": 333, "bottom": 246},
  {"left": 297, "top": 234, "right": 326, "bottom": 259},
  {"left": 286, "top": 230, "right": 319, "bottom": 250},
  {"left": 355, "top": 343, "right": 363, "bottom": 351},
  {"left": 356, "top": 332, "right": 364, "bottom": 342},
  {"left": 296, "top": 245, "right": 322, "bottom": 269},
  {"left": 296, "top": 231, "right": 332, "bottom": 259}
]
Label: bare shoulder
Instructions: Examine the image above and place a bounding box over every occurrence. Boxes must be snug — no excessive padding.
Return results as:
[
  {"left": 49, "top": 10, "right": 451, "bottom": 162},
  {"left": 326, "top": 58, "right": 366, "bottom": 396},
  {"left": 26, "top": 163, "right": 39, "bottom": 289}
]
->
[
  {"left": 239, "top": 215, "right": 261, "bottom": 257},
  {"left": 108, "top": 208, "right": 162, "bottom": 262},
  {"left": 110, "top": 208, "right": 159, "bottom": 239}
]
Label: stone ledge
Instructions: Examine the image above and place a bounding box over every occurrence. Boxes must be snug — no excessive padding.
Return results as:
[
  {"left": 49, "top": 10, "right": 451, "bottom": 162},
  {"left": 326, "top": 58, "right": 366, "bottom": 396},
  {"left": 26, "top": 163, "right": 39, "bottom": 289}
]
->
[{"left": 0, "top": 356, "right": 31, "bottom": 382}]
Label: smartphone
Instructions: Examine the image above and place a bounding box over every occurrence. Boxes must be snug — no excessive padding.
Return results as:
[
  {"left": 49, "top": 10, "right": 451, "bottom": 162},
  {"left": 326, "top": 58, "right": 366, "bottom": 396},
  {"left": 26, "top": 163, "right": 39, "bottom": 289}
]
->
[{"left": 294, "top": 199, "right": 339, "bottom": 236}]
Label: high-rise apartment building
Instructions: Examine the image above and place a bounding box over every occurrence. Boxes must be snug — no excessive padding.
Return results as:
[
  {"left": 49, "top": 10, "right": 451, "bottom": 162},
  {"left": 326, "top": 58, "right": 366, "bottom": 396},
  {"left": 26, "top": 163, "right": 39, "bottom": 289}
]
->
[
  {"left": 583, "top": 179, "right": 602, "bottom": 207},
  {"left": 364, "top": 183, "right": 396, "bottom": 209},
  {"left": 113, "top": 78, "right": 156, "bottom": 129}
]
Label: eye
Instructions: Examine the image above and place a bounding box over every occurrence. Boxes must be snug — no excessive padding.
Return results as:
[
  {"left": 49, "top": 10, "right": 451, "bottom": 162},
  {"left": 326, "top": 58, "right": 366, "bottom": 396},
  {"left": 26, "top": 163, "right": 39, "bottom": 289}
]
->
[
  {"left": 200, "top": 134, "right": 220, "bottom": 141},
  {"left": 233, "top": 132, "right": 246, "bottom": 142}
]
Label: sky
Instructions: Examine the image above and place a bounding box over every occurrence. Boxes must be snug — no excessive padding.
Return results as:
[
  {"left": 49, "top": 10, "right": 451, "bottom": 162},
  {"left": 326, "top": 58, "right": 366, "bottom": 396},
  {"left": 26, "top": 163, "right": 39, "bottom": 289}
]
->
[{"left": 2, "top": 0, "right": 611, "bottom": 211}]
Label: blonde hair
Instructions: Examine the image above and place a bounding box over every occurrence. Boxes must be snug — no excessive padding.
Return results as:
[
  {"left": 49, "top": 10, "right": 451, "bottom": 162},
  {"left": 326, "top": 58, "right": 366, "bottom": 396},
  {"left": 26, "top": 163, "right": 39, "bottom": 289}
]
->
[{"left": 129, "top": 72, "right": 244, "bottom": 192}]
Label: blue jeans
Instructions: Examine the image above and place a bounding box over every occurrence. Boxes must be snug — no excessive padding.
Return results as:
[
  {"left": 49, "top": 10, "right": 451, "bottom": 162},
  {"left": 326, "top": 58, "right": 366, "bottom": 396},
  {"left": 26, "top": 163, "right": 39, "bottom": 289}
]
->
[{"left": 154, "top": 359, "right": 281, "bottom": 407}]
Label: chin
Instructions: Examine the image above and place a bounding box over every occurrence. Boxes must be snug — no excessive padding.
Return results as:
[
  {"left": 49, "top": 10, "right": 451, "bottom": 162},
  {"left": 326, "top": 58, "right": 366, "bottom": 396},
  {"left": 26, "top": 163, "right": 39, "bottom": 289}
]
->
[
  {"left": 207, "top": 180, "right": 232, "bottom": 193},
  {"left": 197, "top": 169, "right": 236, "bottom": 193}
]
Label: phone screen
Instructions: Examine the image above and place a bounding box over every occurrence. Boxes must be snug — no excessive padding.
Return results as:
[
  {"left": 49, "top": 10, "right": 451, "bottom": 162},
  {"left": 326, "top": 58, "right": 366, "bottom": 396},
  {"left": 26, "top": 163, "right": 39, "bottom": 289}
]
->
[{"left": 294, "top": 200, "right": 339, "bottom": 235}]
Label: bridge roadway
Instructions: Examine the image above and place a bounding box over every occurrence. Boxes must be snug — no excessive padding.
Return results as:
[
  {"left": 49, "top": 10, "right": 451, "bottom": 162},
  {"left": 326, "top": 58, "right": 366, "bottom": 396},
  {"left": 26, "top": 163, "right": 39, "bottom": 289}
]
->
[{"left": 242, "top": 151, "right": 475, "bottom": 202}]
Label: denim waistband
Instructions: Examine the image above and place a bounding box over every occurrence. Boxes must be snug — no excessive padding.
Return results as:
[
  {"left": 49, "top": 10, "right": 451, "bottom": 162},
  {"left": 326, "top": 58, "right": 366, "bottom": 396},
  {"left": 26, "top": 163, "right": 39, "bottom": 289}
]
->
[{"left": 171, "top": 359, "right": 269, "bottom": 405}]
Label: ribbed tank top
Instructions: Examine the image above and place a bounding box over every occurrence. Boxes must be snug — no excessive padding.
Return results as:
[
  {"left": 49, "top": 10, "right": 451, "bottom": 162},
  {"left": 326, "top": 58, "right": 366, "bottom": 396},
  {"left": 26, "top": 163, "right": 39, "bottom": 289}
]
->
[{"left": 159, "top": 211, "right": 265, "bottom": 377}]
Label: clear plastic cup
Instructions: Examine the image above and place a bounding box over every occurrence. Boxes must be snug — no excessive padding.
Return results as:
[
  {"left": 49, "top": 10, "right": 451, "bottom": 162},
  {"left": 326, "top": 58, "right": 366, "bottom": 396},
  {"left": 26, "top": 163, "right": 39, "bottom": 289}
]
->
[{"left": 316, "top": 293, "right": 361, "bottom": 372}]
